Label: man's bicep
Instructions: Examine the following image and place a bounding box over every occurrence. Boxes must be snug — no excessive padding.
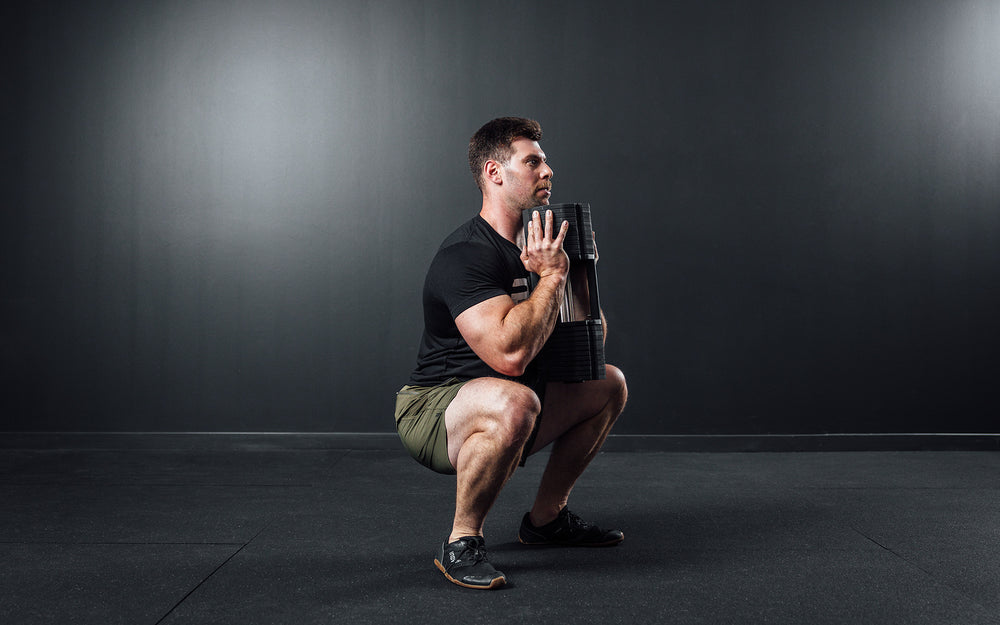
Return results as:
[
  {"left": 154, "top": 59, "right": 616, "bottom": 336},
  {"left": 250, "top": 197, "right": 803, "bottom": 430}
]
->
[{"left": 455, "top": 294, "right": 517, "bottom": 361}]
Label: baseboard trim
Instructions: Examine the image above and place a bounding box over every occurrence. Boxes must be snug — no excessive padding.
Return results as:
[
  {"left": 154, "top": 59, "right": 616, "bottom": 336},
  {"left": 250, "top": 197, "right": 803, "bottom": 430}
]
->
[
  {"left": 2, "top": 432, "right": 998, "bottom": 452},
  {"left": 600, "top": 433, "right": 1000, "bottom": 452}
]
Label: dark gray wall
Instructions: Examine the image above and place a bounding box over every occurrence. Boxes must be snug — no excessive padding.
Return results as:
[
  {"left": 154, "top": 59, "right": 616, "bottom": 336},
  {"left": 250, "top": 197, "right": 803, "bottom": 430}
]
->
[{"left": 3, "top": 0, "right": 998, "bottom": 434}]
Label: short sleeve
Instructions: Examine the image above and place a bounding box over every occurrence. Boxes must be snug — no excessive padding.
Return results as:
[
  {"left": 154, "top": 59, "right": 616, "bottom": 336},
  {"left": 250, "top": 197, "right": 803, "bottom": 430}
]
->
[{"left": 427, "top": 242, "right": 510, "bottom": 319}]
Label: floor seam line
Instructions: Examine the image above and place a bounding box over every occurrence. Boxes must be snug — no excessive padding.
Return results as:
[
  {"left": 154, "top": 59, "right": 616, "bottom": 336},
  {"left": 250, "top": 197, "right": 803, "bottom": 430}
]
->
[
  {"left": 850, "top": 525, "right": 996, "bottom": 615},
  {"left": 851, "top": 525, "right": 933, "bottom": 573},
  {"left": 152, "top": 522, "right": 271, "bottom": 625},
  {"left": 328, "top": 449, "right": 354, "bottom": 470}
]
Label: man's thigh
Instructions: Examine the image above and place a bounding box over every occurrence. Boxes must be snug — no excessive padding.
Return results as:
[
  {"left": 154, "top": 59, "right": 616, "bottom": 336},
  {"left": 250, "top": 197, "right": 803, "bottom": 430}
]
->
[
  {"left": 444, "top": 377, "right": 541, "bottom": 468},
  {"left": 528, "top": 364, "right": 627, "bottom": 454}
]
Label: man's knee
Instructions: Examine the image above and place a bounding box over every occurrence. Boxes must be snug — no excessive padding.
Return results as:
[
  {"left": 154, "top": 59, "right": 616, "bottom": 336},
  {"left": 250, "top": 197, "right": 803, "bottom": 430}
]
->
[
  {"left": 459, "top": 378, "right": 540, "bottom": 445},
  {"left": 605, "top": 365, "right": 628, "bottom": 407},
  {"left": 486, "top": 382, "right": 540, "bottom": 444}
]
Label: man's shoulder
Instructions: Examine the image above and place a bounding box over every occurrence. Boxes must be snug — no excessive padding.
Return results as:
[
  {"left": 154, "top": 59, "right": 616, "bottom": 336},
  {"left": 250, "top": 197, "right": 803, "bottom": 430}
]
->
[
  {"left": 432, "top": 216, "right": 500, "bottom": 263},
  {"left": 425, "top": 216, "right": 514, "bottom": 288},
  {"left": 431, "top": 236, "right": 494, "bottom": 271},
  {"left": 439, "top": 215, "right": 493, "bottom": 249}
]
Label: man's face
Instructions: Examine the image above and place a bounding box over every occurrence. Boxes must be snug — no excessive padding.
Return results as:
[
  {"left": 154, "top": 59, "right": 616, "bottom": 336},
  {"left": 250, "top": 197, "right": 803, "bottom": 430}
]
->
[{"left": 500, "top": 138, "right": 554, "bottom": 210}]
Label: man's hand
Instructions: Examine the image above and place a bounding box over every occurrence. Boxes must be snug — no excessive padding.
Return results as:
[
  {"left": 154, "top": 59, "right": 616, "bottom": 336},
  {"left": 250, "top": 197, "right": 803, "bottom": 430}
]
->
[
  {"left": 457, "top": 210, "right": 569, "bottom": 377},
  {"left": 520, "top": 209, "right": 570, "bottom": 279}
]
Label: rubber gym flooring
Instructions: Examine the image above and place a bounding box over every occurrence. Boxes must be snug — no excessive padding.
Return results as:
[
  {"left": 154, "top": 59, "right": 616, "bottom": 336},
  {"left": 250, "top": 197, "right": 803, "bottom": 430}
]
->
[{"left": 2, "top": 439, "right": 998, "bottom": 624}]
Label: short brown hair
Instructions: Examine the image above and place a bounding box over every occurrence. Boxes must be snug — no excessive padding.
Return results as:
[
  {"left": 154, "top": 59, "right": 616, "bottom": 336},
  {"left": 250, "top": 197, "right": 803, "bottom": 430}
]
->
[{"left": 468, "top": 117, "right": 543, "bottom": 190}]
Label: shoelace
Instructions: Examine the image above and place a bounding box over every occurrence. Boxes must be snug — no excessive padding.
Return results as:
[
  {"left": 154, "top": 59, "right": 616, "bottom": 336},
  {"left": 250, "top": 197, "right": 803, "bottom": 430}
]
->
[
  {"left": 454, "top": 540, "right": 489, "bottom": 566},
  {"left": 564, "top": 509, "right": 593, "bottom": 531}
]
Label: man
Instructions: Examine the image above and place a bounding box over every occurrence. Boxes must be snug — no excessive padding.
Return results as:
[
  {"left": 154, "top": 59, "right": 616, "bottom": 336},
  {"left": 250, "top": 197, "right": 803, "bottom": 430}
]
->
[{"left": 394, "top": 117, "right": 628, "bottom": 590}]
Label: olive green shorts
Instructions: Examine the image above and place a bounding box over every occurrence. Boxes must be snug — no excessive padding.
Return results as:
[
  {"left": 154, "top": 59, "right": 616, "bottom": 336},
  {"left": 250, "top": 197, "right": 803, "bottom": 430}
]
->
[
  {"left": 394, "top": 378, "right": 466, "bottom": 475},
  {"left": 395, "top": 378, "right": 545, "bottom": 475}
]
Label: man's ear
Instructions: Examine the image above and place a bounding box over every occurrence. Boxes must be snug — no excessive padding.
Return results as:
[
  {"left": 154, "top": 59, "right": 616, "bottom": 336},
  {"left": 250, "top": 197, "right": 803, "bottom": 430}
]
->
[{"left": 483, "top": 160, "right": 503, "bottom": 186}]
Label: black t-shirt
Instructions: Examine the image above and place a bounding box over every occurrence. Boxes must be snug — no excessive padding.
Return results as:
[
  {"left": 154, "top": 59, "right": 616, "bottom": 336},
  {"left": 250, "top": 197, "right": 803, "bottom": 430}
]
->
[{"left": 409, "top": 215, "right": 539, "bottom": 387}]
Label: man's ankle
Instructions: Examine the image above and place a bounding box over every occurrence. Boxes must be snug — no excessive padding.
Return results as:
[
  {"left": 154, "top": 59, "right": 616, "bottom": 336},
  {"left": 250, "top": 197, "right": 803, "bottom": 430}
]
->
[
  {"left": 528, "top": 505, "right": 563, "bottom": 527},
  {"left": 448, "top": 531, "right": 484, "bottom": 544}
]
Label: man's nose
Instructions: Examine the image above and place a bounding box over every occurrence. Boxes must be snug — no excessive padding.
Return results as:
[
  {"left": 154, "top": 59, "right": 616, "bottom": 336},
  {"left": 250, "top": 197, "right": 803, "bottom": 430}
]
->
[{"left": 541, "top": 163, "right": 553, "bottom": 179}]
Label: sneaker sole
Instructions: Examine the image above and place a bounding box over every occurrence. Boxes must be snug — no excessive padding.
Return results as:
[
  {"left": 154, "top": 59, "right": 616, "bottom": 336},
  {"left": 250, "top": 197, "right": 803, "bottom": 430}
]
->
[{"left": 433, "top": 559, "right": 507, "bottom": 590}]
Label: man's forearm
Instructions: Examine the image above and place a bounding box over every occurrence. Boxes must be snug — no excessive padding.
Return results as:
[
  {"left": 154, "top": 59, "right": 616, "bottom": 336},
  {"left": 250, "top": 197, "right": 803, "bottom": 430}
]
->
[{"left": 499, "top": 273, "right": 566, "bottom": 370}]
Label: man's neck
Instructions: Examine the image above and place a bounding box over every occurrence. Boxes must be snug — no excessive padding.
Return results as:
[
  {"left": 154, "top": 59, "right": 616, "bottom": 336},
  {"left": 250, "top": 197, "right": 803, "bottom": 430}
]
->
[{"left": 479, "top": 197, "right": 524, "bottom": 244}]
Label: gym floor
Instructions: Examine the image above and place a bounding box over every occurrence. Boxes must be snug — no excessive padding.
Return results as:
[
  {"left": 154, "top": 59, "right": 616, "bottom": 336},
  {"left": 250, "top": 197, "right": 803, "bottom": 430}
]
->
[{"left": 2, "top": 437, "right": 998, "bottom": 624}]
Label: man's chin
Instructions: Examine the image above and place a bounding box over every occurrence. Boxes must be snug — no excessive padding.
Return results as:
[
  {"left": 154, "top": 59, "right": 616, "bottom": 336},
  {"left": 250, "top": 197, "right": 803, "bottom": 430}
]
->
[{"left": 521, "top": 199, "right": 550, "bottom": 211}]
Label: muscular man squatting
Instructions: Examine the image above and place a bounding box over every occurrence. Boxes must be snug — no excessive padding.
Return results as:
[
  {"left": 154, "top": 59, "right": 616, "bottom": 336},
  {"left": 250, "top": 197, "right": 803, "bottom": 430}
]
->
[{"left": 394, "top": 117, "right": 628, "bottom": 590}]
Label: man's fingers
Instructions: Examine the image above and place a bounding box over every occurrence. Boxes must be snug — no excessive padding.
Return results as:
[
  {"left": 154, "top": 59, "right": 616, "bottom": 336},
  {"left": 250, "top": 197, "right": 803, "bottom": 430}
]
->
[
  {"left": 554, "top": 219, "right": 570, "bottom": 246},
  {"left": 526, "top": 209, "right": 568, "bottom": 249}
]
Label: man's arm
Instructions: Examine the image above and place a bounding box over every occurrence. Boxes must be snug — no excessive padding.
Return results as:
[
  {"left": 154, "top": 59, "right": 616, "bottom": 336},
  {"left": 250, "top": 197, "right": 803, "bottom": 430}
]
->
[{"left": 456, "top": 211, "right": 569, "bottom": 377}]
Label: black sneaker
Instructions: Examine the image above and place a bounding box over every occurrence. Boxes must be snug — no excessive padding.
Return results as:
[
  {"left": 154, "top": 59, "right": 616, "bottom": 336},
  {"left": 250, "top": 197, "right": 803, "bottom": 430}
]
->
[
  {"left": 434, "top": 536, "right": 507, "bottom": 589},
  {"left": 518, "top": 508, "right": 624, "bottom": 547}
]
